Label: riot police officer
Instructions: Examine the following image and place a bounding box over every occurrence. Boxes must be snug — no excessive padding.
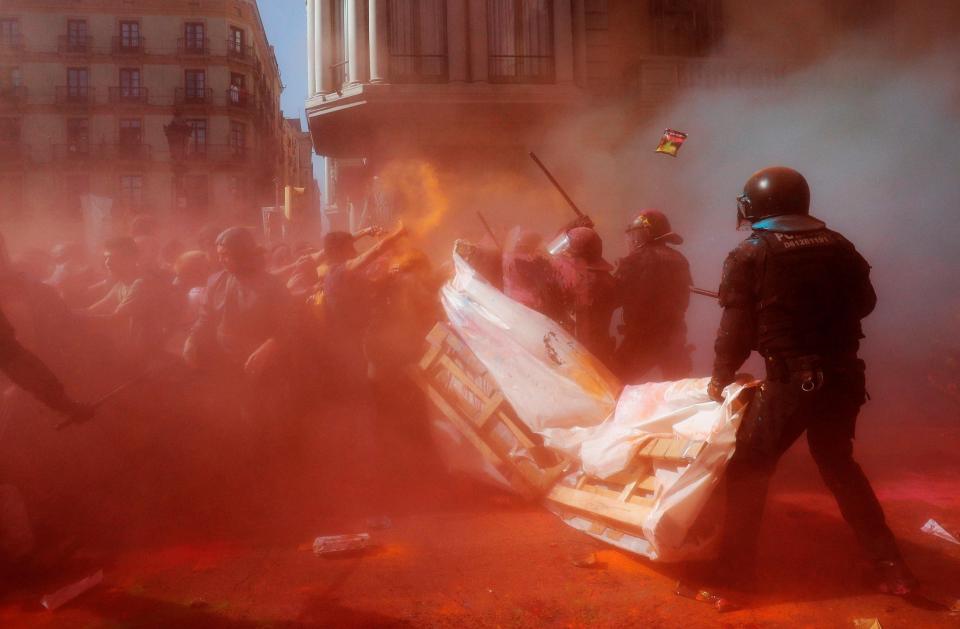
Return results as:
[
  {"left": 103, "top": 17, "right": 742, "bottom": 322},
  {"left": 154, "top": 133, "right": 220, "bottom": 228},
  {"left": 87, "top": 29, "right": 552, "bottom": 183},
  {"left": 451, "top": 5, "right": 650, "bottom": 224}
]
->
[
  {"left": 707, "top": 166, "right": 914, "bottom": 597},
  {"left": 614, "top": 209, "right": 693, "bottom": 382}
]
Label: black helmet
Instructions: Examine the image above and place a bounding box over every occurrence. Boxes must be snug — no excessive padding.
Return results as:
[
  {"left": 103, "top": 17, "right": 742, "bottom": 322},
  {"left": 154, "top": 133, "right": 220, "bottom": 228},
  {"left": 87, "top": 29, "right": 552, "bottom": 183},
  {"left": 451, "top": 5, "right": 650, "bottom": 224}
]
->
[{"left": 737, "top": 167, "right": 810, "bottom": 228}]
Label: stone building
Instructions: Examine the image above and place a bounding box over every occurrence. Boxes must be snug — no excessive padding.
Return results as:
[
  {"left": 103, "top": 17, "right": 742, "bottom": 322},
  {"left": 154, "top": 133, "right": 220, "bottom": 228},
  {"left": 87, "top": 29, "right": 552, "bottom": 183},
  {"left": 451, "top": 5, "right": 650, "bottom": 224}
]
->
[{"left": 0, "top": 0, "right": 311, "bottom": 233}]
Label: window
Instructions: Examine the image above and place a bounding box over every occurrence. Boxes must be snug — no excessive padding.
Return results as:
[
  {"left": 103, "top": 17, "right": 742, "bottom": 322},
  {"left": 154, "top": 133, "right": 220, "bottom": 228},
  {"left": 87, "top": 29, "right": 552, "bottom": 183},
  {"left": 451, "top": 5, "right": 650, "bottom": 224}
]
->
[
  {"left": 229, "top": 121, "right": 246, "bottom": 155},
  {"left": 119, "top": 21, "right": 141, "bottom": 50},
  {"left": 118, "top": 119, "right": 142, "bottom": 158},
  {"left": 184, "top": 22, "right": 206, "bottom": 52},
  {"left": 67, "top": 118, "right": 89, "bottom": 155},
  {"left": 0, "top": 66, "right": 22, "bottom": 101},
  {"left": 488, "top": 0, "right": 554, "bottom": 83},
  {"left": 66, "top": 19, "right": 89, "bottom": 51},
  {"left": 186, "top": 119, "right": 206, "bottom": 155},
  {"left": 330, "top": 0, "right": 347, "bottom": 88},
  {"left": 649, "top": 0, "right": 721, "bottom": 57},
  {"left": 65, "top": 174, "right": 89, "bottom": 218},
  {"left": 119, "top": 68, "right": 141, "bottom": 99},
  {"left": 184, "top": 69, "right": 206, "bottom": 102},
  {"left": 228, "top": 26, "right": 245, "bottom": 56},
  {"left": 119, "top": 175, "right": 144, "bottom": 210},
  {"left": 0, "top": 18, "right": 20, "bottom": 49},
  {"left": 387, "top": 0, "right": 448, "bottom": 82},
  {"left": 66, "top": 67, "right": 90, "bottom": 100},
  {"left": 228, "top": 72, "right": 246, "bottom": 105}
]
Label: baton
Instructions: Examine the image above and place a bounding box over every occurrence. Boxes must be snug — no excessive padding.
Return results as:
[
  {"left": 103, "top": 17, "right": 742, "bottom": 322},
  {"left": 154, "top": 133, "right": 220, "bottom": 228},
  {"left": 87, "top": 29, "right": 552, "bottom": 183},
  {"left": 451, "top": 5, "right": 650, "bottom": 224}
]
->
[
  {"left": 55, "top": 361, "right": 179, "bottom": 430},
  {"left": 691, "top": 287, "right": 719, "bottom": 300},
  {"left": 476, "top": 211, "right": 503, "bottom": 251},
  {"left": 529, "top": 152, "right": 586, "bottom": 218}
]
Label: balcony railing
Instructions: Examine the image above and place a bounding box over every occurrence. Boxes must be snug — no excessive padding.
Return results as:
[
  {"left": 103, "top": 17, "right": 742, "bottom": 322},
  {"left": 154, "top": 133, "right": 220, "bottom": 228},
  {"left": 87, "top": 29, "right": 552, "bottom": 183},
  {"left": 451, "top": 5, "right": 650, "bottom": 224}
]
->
[
  {"left": 179, "top": 144, "right": 249, "bottom": 164},
  {"left": 177, "top": 37, "right": 209, "bottom": 56},
  {"left": 111, "top": 143, "right": 152, "bottom": 161},
  {"left": 175, "top": 87, "right": 213, "bottom": 106},
  {"left": 0, "top": 143, "right": 28, "bottom": 164},
  {"left": 112, "top": 36, "right": 145, "bottom": 54},
  {"left": 0, "top": 33, "right": 24, "bottom": 51},
  {"left": 631, "top": 57, "right": 786, "bottom": 100},
  {"left": 54, "top": 143, "right": 93, "bottom": 161},
  {"left": 226, "top": 40, "right": 255, "bottom": 63},
  {"left": 0, "top": 85, "right": 27, "bottom": 106},
  {"left": 58, "top": 35, "right": 94, "bottom": 54},
  {"left": 225, "top": 87, "right": 254, "bottom": 109},
  {"left": 109, "top": 86, "right": 149, "bottom": 105},
  {"left": 55, "top": 86, "right": 95, "bottom": 105}
]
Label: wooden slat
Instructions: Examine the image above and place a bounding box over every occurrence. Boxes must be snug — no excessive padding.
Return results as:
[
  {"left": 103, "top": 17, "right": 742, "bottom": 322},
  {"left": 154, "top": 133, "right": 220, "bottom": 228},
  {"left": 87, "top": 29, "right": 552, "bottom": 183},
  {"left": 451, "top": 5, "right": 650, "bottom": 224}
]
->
[{"left": 546, "top": 484, "right": 652, "bottom": 530}]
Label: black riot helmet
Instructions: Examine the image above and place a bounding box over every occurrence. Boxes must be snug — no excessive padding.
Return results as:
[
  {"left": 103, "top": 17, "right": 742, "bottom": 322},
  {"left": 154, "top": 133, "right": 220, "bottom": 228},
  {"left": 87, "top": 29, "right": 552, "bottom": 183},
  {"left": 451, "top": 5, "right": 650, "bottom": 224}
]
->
[{"left": 736, "top": 166, "right": 810, "bottom": 228}]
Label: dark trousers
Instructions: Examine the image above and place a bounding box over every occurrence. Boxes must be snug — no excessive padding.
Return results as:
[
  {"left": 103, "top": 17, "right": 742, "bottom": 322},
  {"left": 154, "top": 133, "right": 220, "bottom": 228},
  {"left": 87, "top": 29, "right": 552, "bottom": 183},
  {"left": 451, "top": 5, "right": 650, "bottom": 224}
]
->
[
  {"left": 615, "top": 329, "right": 692, "bottom": 383},
  {"left": 718, "top": 361, "right": 901, "bottom": 585}
]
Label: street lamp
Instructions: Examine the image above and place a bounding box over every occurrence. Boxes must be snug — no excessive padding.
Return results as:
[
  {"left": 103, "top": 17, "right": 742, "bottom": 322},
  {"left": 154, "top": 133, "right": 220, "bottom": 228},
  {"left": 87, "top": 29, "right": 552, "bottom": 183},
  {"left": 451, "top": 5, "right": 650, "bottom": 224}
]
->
[{"left": 163, "top": 113, "right": 192, "bottom": 212}]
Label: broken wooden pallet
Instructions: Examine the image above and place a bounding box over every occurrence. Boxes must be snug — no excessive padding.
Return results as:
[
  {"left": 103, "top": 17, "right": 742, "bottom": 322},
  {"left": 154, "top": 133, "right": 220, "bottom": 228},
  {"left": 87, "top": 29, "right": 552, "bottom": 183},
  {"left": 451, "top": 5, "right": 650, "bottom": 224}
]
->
[
  {"left": 415, "top": 321, "right": 753, "bottom": 544},
  {"left": 411, "top": 323, "right": 573, "bottom": 499}
]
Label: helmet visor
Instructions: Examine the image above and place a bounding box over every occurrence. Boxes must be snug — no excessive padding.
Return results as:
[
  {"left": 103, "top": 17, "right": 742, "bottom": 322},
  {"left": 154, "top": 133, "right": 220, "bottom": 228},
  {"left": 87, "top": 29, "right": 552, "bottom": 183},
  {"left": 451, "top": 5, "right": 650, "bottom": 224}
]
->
[{"left": 736, "top": 194, "right": 751, "bottom": 230}]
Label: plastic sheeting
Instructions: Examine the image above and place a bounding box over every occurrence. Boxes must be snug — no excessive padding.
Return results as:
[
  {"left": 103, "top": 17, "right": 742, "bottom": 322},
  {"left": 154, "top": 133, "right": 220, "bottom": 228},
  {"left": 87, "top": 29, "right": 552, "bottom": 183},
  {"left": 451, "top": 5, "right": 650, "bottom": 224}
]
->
[{"left": 440, "top": 249, "right": 754, "bottom": 561}]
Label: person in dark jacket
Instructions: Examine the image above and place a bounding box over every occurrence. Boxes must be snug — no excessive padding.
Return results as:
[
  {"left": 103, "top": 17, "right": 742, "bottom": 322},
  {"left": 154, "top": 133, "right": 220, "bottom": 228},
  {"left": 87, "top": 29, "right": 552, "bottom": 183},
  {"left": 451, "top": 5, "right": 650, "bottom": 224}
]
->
[
  {"left": 614, "top": 209, "right": 692, "bottom": 382},
  {"left": 703, "top": 166, "right": 914, "bottom": 599}
]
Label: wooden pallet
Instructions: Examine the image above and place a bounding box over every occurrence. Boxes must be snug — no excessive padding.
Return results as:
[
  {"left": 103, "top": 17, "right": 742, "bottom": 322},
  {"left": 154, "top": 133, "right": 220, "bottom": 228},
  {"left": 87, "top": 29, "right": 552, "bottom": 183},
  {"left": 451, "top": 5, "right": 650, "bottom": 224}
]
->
[
  {"left": 410, "top": 323, "right": 572, "bottom": 499},
  {"left": 415, "top": 321, "right": 755, "bottom": 542}
]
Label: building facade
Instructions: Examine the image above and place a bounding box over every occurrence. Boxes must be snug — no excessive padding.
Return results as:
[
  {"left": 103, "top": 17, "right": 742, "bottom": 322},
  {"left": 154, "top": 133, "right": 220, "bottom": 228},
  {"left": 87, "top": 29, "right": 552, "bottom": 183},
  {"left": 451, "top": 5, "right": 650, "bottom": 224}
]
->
[
  {"left": 0, "top": 0, "right": 308, "bottom": 231},
  {"left": 303, "top": 0, "right": 948, "bottom": 231}
]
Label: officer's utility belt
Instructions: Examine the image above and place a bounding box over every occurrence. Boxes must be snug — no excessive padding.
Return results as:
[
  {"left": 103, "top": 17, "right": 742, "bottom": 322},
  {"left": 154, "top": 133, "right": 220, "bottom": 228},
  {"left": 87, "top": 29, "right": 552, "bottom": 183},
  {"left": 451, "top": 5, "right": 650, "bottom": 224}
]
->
[{"left": 764, "top": 352, "right": 859, "bottom": 392}]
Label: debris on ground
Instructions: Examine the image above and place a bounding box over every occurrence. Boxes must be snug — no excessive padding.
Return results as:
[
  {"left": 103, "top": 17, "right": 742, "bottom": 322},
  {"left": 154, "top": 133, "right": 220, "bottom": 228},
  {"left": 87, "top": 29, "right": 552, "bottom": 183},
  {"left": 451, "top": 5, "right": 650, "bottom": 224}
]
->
[
  {"left": 920, "top": 519, "right": 960, "bottom": 545},
  {"left": 312, "top": 533, "right": 371, "bottom": 555},
  {"left": 853, "top": 619, "right": 882, "bottom": 629},
  {"left": 571, "top": 552, "right": 601, "bottom": 569},
  {"left": 365, "top": 516, "right": 393, "bottom": 530},
  {"left": 40, "top": 570, "right": 104, "bottom": 611},
  {"left": 674, "top": 580, "right": 742, "bottom": 613}
]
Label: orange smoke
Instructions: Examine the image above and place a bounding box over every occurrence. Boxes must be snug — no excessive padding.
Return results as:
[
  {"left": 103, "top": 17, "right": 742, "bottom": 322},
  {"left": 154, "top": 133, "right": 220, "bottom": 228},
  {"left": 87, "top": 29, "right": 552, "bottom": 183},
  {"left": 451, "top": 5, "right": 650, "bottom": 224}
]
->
[{"left": 379, "top": 159, "right": 450, "bottom": 238}]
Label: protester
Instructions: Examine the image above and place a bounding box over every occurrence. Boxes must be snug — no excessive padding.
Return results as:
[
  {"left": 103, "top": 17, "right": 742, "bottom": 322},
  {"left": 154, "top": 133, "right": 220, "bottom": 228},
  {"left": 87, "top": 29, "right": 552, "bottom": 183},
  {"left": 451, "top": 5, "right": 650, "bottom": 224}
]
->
[{"left": 501, "top": 227, "right": 568, "bottom": 326}]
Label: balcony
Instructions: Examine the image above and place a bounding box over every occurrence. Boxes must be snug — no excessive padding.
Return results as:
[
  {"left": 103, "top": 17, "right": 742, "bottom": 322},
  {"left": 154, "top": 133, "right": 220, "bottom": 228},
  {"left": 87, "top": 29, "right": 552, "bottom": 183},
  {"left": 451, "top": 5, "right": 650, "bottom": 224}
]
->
[
  {"left": 226, "top": 40, "right": 255, "bottom": 64},
  {"left": 631, "top": 57, "right": 786, "bottom": 103},
  {"left": 177, "top": 37, "right": 209, "bottom": 57},
  {"left": 110, "top": 143, "right": 152, "bottom": 161},
  {"left": 179, "top": 144, "right": 249, "bottom": 165},
  {"left": 175, "top": 87, "right": 213, "bottom": 106},
  {"left": 0, "top": 33, "right": 24, "bottom": 52},
  {"left": 0, "top": 143, "right": 28, "bottom": 166},
  {"left": 0, "top": 85, "right": 27, "bottom": 107},
  {"left": 58, "top": 35, "right": 94, "bottom": 55},
  {"left": 55, "top": 86, "right": 95, "bottom": 106},
  {"left": 112, "top": 36, "right": 145, "bottom": 55},
  {"left": 54, "top": 143, "right": 94, "bottom": 162},
  {"left": 109, "top": 86, "right": 150, "bottom": 105},
  {"left": 225, "top": 87, "right": 254, "bottom": 110}
]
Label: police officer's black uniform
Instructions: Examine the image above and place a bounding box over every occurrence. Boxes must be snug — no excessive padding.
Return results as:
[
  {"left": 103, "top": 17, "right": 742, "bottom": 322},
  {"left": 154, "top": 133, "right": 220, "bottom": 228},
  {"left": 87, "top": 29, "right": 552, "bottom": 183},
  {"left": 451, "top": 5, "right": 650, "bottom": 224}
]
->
[{"left": 708, "top": 167, "right": 913, "bottom": 594}]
